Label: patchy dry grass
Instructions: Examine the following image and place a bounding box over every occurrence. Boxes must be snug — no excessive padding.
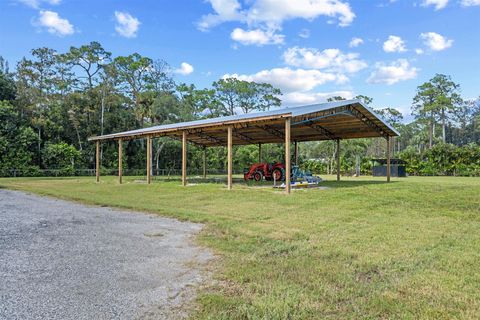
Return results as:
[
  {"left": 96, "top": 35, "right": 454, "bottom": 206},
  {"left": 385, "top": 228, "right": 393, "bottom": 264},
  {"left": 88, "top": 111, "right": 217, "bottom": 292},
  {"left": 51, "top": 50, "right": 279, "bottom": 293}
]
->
[{"left": 1, "top": 175, "right": 480, "bottom": 319}]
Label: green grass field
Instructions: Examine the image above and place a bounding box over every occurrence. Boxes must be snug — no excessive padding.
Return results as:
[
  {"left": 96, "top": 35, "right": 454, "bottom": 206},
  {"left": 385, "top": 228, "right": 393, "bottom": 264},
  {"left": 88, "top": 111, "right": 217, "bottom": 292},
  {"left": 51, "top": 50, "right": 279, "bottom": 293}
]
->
[{"left": 1, "top": 175, "right": 479, "bottom": 319}]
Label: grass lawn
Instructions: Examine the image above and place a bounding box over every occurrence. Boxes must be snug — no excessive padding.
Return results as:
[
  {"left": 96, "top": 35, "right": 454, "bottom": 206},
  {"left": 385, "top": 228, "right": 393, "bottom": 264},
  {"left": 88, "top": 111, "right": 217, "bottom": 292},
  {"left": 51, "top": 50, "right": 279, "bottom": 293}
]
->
[{"left": 1, "top": 175, "right": 479, "bottom": 319}]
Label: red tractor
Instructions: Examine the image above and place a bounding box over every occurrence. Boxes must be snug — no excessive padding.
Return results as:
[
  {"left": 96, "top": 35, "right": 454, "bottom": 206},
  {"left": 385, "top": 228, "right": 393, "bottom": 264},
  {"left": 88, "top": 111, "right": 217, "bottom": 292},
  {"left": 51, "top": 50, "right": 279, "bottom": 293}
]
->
[{"left": 244, "top": 162, "right": 286, "bottom": 182}]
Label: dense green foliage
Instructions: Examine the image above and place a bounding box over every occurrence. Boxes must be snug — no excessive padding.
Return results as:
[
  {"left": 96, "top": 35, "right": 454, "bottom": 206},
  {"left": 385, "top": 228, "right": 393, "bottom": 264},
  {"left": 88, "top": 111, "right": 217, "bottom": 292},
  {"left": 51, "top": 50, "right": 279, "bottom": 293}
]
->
[
  {"left": 0, "top": 42, "right": 479, "bottom": 176},
  {"left": 399, "top": 143, "right": 480, "bottom": 176},
  {"left": 2, "top": 176, "right": 479, "bottom": 318},
  {"left": 41, "top": 142, "right": 81, "bottom": 175},
  {"left": 0, "top": 101, "right": 37, "bottom": 175}
]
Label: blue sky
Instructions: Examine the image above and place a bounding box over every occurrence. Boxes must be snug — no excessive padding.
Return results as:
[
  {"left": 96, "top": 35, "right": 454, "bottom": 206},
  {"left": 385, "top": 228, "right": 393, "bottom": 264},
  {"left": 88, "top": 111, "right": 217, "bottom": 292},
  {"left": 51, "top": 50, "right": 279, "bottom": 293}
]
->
[{"left": 0, "top": 0, "right": 479, "bottom": 119}]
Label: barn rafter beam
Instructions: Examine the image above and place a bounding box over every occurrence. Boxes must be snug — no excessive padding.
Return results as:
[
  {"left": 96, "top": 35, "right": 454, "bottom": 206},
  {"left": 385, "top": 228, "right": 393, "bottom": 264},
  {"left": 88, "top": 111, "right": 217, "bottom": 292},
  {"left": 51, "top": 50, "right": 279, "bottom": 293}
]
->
[
  {"left": 185, "top": 128, "right": 224, "bottom": 145},
  {"left": 197, "top": 132, "right": 224, "bottom": 144},
  {"left": 258, "top": 125, "right": 284, "bottom": 139},
  {"left": 233, "top": 130, "right": 254, "bottom": 143},
  {"left": 169, "top": 134, "right": 205, "bottom": 147},
  {"left": 347, "top": 106, "right": 389, "bottom": 138},
  {"left": 306, "top": 123, "right": 337, "bottom": 140}
]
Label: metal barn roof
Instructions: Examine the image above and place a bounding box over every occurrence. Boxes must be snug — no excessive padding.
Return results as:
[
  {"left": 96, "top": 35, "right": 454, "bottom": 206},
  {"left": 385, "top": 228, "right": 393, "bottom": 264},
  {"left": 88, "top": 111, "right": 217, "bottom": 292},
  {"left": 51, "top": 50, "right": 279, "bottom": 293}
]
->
[{"left": 88, "top": 99, "right": 399, "bottom": 146}]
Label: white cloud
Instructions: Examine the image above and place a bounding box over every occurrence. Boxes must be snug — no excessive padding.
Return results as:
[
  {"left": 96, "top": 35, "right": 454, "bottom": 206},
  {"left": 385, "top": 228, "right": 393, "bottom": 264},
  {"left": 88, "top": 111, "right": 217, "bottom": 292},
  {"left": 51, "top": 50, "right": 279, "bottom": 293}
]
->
[
  {"left": 18, "top": 0, "right": 60, "bottom": 9},
  {"left": 415, "top": 48, "right": 424, "bottom": 55},
  {"left": 198, "top": 0, "right": 356, "bottom": 31},
  {"left": 421, "top": 0, "right": 449, "bottom": 10},
  {"left": 224, "top": 67, "right": 344, "bottom": 92},
  {"left": 283, "top": 91, "right": 354, "bottom": 105},
  {"left": 420, "top": 32, "right": 453, "bottom": 51},
  {"left": 175, "top": 62, "right": 194, "bottom": 75},
  {"left": 383, "top": 35, "right": 407, "bottom": 53},
  {"left": 461, "top": 0, "right": 480, "bottom": 6},
  {"left": 231, "top": 27, "right": 284, "bottom": 46},
  {"left": 225, "top": 67, "right": 354, "bottom": 106},
  {"left": 299, "top": 28, "right": 310, "bottom": 38},
  {"left": 349, "top": 37, "right": 363, "bottom": 48},
  {"left": 367, "top": 59, "right": 418, "bottom": 85},
  {"left": 283, "top": 47, "right": 367, "bottom": 74},
  {"left": 246, "top": 0, "right": 356, "bottom": 28},
  {"left": 34, "top": 10, "right": 74, "bottom": 36},
  {"left": 114, "top": 11, "right": 140, "bottom": 38},
  {"left": 197, "top": 0, "right": 244, "bottom": 31}
]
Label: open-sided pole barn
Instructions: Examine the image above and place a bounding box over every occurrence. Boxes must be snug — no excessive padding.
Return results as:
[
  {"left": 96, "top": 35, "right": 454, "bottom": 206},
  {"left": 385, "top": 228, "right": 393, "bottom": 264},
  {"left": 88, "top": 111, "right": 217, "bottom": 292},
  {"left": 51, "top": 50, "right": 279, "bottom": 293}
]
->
[{"left": 88, "top": 99, "right": 399, "bottom": 194}]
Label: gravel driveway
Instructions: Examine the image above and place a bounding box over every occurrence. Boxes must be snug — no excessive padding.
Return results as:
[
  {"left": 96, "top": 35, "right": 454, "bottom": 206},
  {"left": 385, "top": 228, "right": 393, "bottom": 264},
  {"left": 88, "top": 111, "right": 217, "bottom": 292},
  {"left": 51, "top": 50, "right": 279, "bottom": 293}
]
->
[{"left": 0, "top": 189, "right": 213, "bottom": 320}]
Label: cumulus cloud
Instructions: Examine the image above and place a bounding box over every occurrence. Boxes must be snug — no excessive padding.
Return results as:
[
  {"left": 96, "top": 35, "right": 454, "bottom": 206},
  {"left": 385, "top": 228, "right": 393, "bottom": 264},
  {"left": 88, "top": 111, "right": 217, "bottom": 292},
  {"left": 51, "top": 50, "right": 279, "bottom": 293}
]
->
[
  {"left": 223, "top": 45, "right": 361, "bottom": 106},
  {"left": 34, "top": 10, "right": 74, "bottom": 36},
  {"left": 175, "top": 62, "right": 194, "bottom": 75},
  {"left": 367, "top": 59, "right": 418, "bottom": 85},
  {"left": 224, "top": 67, "right": 345, "bottom": 93},
  {"left": 421, "top": 0, "right": 449, "bottom": 10},
  {"left": 282, "top": 91, "right": 354, "bottom": 105},
  {"left": 18, "top": 0, "right": 60, "bottom": 9},
  {"left": 415, "top": 48, "right": 424, "bottom": 55},
  {"left": 461, "top": 0, "right": 480, "bottom": 5},
  {"left": 231, "top": 27, "right": 284, "bottom": 46},
  {"left": 197, "top": 0, "right": 244, "bottom": 31},
  {"left": 283, "top": 47, "right": 367, "bottom": 75},
  {"left": 224, "top": 68, "right": 354, "bottom": 106},
  {"left": 420, "top": 32, "right": 453, "bottom": 51},
  {"left": 114, "top": 11, "right": 140, "bottom": 38},
  {"left": 246, "top": 0, "right": 355, "bottom": 28},
  {"left": 349, "top": 37, "right": 363, "bottom": 48},
  {"left": 383, "top": 35, "right": 407, "bottom": 53},
  {"left": 198, "top": 0, "right": 356, "bottom": 31}
]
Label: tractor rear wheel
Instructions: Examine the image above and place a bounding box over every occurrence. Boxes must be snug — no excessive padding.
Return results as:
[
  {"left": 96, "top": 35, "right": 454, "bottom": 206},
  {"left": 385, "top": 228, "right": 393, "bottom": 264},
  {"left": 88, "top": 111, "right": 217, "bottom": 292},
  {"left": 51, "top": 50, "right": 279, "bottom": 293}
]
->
[
  {"left": 272, "top": 168, "right": 284, "bottom": 181},
  {"left": 253, "top": 171, "right": 263, "bottom": 182}
]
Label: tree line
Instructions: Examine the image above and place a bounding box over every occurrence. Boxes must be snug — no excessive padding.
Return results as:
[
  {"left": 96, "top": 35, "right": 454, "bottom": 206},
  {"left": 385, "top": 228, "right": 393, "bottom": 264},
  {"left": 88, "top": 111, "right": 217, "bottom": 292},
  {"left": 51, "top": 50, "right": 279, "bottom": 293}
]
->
[{"left": 0, "top": 42, "right": 479, "bottom": 177}]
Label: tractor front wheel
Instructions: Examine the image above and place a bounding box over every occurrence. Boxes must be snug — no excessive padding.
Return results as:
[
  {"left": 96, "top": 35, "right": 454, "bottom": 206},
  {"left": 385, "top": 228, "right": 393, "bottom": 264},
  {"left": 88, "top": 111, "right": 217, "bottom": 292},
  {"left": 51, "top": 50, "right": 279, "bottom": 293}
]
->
[
  {"left": 272, "top": 168, "right": 284, "bottom": 181},
  {"left": 253, "top": 171, "right": 263, "bottom": 182}
]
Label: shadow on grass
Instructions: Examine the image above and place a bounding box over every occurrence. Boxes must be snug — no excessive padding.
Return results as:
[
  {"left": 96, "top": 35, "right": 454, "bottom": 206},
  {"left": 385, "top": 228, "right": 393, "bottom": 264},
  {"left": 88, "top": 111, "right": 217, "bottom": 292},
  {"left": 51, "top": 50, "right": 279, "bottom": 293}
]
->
[
  {"left": 149, "top": 176, "right": 400, "bottom": 189},
  {"left": 0, "top": 175, "right": 401, "bottom": 191}
]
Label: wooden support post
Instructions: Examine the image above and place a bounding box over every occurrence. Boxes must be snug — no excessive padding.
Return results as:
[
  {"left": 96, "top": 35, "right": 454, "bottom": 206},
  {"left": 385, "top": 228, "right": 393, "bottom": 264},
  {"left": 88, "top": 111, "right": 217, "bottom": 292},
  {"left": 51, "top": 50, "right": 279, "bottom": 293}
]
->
[
  {"left": 258, "top": 143, "right": 262, "bottom": 163},
  {"left": 95, "top": 141, "right": 100, "bottom": 183},
  {"left": 118, "top": 139, "right": 123, "bottom": 184},
  {"left": 285, "top": 118, "right": 291, "bottom": 194},
  {"left": 146, "top": 136, "right": 152, "bottom": 184},
  {"left": 336, "top": 139, "right": 341, "bottom": 182},
  {"left": 294, "top": 141, "right": 298, "bottom": 165},
  {"left": 227, "top": 126, "right": 233, "bottom": 190},
  {"left": 203, "top": 146, "right": 207, "bottom": 179},
  {"left": 386, "top": 136, "right": 391, "bottom": 183},
  {"left": 182, "top": 131, "right": 187, "bottom": 186}
]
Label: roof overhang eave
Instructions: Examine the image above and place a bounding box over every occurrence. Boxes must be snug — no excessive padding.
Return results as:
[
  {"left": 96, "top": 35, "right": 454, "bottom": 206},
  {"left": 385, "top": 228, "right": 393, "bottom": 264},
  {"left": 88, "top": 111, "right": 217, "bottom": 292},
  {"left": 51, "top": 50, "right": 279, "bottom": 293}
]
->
[{"left": 87, "top": 112, "right": 293, "bottom": 142}]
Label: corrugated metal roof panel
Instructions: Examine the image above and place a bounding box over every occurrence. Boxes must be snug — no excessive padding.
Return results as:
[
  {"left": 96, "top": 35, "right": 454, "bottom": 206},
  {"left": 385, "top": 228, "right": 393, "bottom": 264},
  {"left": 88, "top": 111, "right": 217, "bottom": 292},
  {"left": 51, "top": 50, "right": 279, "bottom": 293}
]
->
[{"left": 88, "top": 99, "right": 399, "bottom": 141}]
